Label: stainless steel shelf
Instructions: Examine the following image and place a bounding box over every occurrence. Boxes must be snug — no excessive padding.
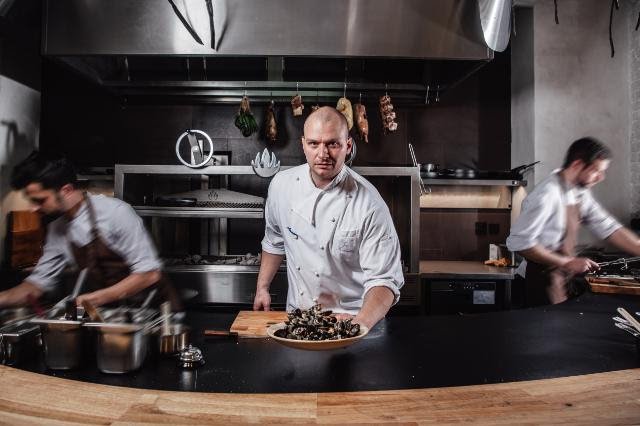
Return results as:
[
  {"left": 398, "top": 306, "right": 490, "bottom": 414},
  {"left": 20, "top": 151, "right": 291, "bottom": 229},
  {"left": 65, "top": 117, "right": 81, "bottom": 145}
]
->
[
  {"left": 422, "top": 179, "right": 526, "bottom": 187},
  {"left": 134, "top": 206, "right": 263, "bottom": 219}
]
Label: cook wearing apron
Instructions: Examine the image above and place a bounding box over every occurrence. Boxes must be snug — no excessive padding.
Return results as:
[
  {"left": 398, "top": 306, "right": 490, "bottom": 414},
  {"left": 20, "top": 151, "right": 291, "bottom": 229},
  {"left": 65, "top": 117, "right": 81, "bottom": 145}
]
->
[
  {"left": 507, "top": 171, "right": 622, "bottom": 306},
  {"left": 23, "top": 193, "right": 181, "bottom": 311}
]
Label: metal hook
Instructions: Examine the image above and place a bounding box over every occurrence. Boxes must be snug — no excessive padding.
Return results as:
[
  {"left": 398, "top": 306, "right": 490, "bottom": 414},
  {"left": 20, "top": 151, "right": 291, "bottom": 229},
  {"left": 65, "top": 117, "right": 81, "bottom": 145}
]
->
[
  {"left": 296, "top": 82, "right": 299, "bottom": 94},
  {"left": 244, "top": 81, "right": 247, "bottom": 97},
  {"left": 385, "top": 83, "right": 388, "bottom": 96},
  {"left": 343, "top": 82, "right": 347, "bottom": 98},
  {"left": 435, "top": 85, "right": 440, "bottom": 103},
  {"left": 359, "top": 92, "right": 362, "bottom": 103},
  {"left": 425, "top": 85, "right": 430, "bottom": 105}
]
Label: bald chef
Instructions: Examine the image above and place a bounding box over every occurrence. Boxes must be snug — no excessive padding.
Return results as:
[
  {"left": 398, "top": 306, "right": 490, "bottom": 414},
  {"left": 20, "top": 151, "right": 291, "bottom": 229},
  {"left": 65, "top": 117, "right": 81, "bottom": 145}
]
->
[{"left": 253, "top": 107, "right": 403, "bottom": 329}]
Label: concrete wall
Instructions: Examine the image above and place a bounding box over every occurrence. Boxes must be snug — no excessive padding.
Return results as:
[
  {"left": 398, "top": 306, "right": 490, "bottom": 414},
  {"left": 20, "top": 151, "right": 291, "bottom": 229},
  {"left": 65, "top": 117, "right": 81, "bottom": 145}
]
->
[
  {"left": 534, "top": 0, "right": 631, "bottom": 224},
  {"left": 513, "top": 0, "right": 632, "bottom": 247},
  {"left": 630, "top": 3, "right": 640, "bottom": 217}
]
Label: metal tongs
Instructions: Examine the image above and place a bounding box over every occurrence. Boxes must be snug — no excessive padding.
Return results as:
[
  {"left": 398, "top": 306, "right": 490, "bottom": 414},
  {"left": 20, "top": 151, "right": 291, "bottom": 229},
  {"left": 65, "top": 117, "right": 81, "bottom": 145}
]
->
[
  {"left": 50, "top": 268, "right": 89, "bottom": 319},
  {"left": 597, "top": 256, "right": 640, "bottom": 271},
  {"left": 408, "top": 143, "right": 430, "bottom": 195}
]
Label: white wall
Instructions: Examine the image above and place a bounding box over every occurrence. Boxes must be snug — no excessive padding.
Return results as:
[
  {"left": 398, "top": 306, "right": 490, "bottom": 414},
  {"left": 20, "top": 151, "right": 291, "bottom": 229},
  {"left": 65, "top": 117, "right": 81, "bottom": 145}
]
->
[
  {"left": 512, "top": 0, "right": 632, "bottom": 246},
  {"left": 0, "top": 75, "right": 40, "bottom": 261},
  {"left": 533, "top": 0, "right": 631, "bottom": 223}
]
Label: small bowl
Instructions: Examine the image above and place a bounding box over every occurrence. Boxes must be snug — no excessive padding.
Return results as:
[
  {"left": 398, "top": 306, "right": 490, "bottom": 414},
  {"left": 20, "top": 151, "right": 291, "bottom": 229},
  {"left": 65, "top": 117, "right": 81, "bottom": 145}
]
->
[{"left": 266, "top": 322, "right": 369, "bottom": 351}]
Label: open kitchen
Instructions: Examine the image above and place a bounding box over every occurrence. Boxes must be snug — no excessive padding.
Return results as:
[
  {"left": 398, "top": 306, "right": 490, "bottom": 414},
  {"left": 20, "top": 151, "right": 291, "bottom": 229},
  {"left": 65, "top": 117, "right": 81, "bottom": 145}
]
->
[{"left": 1, "top": 0, "right": 640, "bottom": 423}]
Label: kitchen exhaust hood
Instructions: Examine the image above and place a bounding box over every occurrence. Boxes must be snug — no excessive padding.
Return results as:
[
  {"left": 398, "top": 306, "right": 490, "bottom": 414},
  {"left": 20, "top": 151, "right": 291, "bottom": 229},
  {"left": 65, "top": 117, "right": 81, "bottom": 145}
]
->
[{"left": 42, "top": 0, "right": 510, "bottom": 104}]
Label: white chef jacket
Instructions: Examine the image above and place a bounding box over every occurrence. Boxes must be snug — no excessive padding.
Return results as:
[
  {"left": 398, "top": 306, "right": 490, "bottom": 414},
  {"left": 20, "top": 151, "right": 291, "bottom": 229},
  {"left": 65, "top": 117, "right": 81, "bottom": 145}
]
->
[
  {"left": 506, "top": 171, "right": 622, "bottom": 277},
  {"left": 26, "top": 194, "right": 163, "bottom": 291},
  {"left": 261, "top": 164, "right": 404, "bottom": 314}
]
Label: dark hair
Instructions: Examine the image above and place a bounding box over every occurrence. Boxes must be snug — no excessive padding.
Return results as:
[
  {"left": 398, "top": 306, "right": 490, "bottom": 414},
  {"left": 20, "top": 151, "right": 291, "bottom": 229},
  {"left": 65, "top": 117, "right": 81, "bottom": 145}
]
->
[
  {"left": 10, "top": 151, "right": 77, "bottom": 190},
  {"left": 562, "top": 137, "right": 612, "bottom": 169}
]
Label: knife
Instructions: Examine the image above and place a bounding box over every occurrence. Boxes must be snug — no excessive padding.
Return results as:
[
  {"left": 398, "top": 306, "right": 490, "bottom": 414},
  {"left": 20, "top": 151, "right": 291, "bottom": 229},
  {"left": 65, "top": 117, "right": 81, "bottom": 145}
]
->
[{"left": 167, "top": 0, "right": 204, "bottom": 45}]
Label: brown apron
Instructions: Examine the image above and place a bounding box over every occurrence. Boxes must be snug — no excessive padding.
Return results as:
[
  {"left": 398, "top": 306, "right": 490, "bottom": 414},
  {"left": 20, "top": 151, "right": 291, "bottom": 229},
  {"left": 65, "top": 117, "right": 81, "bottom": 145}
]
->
[
  {"left": 69, "top": 195, "right": 182, "bottom": 311},
  {"left": 524, "top": 202, "right": 588, "bottom": 306}
]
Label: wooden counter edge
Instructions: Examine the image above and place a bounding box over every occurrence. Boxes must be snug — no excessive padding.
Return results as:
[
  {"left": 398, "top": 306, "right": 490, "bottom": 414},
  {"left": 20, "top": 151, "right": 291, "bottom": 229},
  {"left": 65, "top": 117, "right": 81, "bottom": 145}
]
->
[{"left": 1, "top": 365, "right": 639, "bottom": 424}]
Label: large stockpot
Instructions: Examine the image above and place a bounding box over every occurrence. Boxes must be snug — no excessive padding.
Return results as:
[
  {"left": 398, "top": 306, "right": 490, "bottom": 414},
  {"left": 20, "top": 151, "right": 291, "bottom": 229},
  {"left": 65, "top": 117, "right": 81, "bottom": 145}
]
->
[{"left": 84, "top": 322, "right": 149, "bottom": 374}]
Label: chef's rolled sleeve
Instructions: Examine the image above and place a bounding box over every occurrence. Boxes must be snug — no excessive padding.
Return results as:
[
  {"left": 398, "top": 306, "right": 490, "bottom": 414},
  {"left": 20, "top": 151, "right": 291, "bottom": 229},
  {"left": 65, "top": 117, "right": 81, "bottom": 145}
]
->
[
  {"left": 581, "top": 192, "right": 622, "bottom": 240},
  {"left": 261, "top": 181, "right": 286, "bottom": 255},
  {"left": 111, "top": 203, "right": 162, "bottom": 273},
  {"left": 358, "top": 209, "right": 404, "bottom": 304},
  {"left": 506, "top": 190, "right": 555, "bottom": 252},
  {"left": 25, "top": 226, "right": 68, "bottom": 292}
]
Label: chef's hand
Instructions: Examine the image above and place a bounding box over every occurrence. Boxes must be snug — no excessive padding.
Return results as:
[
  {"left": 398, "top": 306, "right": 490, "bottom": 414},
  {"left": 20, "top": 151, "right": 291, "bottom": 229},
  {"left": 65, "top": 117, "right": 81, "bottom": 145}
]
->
[
  {"left": 76, "top": 290, "right": 111, "bottom": 308},
  {"left": 562, "top": 257, "right": 600, "bottom": 275},
  {"left": 253, "top": 288, "right": 271, "bottom": 311}
]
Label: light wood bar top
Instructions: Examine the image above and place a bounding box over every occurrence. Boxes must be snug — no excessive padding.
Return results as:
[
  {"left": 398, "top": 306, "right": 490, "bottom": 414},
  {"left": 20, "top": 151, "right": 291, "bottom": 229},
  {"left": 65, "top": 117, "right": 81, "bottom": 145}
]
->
[
  {"left": 420, "top": 260, "right": 516, "bottom": 280},
  {"left": 1, "top": 365, "right": 639, "bottom": 424}
]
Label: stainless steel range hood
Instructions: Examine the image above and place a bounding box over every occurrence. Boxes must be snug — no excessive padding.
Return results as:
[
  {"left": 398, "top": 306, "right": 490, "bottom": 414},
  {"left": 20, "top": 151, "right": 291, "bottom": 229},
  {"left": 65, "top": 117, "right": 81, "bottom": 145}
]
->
[
  {"left": 42, "top": 0, "right": 507, "bottom": 104},
  {"left": 44, "top": 0, "right": 492, "bottom": 59}
]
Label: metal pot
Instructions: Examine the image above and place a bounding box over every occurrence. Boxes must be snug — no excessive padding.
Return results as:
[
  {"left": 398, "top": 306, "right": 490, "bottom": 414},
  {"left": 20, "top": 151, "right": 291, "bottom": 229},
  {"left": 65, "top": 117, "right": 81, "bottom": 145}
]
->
[
  {"left": 156, "top": 324, "right": 190, "bottom": 356},
  {"left": 0, "top": 321, "right": 40, "bottom": 366},
  {"left": 31, "top": 318, "right": 84, "bottom": 370},
  {"left": 84, "top": 322, "right": 149, "bottom": 374}
]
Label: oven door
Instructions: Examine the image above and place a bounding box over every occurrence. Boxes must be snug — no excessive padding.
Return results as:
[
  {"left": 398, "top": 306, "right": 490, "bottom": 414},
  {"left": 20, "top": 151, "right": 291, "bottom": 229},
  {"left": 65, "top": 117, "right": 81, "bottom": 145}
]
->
[{"left": 428, "top": 280, "right": 503, "bottom": 314}]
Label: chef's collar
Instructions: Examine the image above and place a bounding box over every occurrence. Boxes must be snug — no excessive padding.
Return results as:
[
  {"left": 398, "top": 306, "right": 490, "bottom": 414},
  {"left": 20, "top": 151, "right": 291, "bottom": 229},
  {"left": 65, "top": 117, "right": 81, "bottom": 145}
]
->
[{"left": 305, "top": 164, "right": 350, "bottom": 192}]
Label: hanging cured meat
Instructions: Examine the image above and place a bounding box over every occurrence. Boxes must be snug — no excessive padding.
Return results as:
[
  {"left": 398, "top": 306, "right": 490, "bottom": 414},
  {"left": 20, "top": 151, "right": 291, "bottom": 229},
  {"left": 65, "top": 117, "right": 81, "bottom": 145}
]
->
[
  {"left": 291, "top": 94, "right": 304, "bottom": 116},
  {"left": 379, "top": 95, "right": 398, "bottom": 133},
  {"left": 336, "top": 97, "right": 354, "bottom": 130},
  {"left": 266, "top": 100, "right": 277, "bottom": 142},
  {"left": 354, "top": 103, "right": 369, "bottom": 143}
]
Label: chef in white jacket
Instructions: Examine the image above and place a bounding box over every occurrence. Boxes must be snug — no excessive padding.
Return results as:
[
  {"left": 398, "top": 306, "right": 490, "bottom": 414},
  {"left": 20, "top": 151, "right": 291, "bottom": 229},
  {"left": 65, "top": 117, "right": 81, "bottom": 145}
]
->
[
  {"left": 253, "top": 107, "right": 404, "bottom": 329},
  {"left": 507, "top": 137, "right": 640, "bottom": 305}
]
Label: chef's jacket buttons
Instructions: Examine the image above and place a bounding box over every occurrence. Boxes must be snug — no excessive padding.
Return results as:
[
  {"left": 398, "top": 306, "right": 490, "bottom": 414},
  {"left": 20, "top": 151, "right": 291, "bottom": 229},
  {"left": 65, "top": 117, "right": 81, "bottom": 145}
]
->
[
  {"left": 296, "top": 177, "right": 300, "bottom": 181},
  {"left": 296, "top": 266, "right": 301, "bottom": 271},
  {"left": 320, "top": 246, "right": 324, "bottom": 250},
  {"left": 331, "top": 218, "right": 336, "bottom": 222},
  {"left": 314, "top": 272, "right": 320, "bottom": 277},
  {"left": 299, "top": 291, "right": 304, "bottom": 296}
]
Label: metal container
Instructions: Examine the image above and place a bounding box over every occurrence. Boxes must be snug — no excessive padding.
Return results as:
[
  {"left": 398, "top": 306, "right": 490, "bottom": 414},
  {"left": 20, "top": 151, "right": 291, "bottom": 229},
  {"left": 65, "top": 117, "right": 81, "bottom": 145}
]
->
[
  {"left": 156, "top": 324, "right": 190, "bottom": 356},
  {"left": 32, "top": 318, "right": 84, "bottom": 370},
  {"left": 0, "top": 321, "right": 40, "bottom": 366},
  {"left": 84, "top": 323, "right": 149, "bottom": 374}
]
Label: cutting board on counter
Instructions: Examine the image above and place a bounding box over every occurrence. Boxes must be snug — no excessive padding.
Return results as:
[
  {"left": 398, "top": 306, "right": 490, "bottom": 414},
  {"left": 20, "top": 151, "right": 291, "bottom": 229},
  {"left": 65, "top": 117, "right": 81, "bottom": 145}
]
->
[
  {"left": 230, "top": 311, "right": 288, "bottom": 338},
  {"left": 587, "top": 277, "right": 640, "bottom": 296}
]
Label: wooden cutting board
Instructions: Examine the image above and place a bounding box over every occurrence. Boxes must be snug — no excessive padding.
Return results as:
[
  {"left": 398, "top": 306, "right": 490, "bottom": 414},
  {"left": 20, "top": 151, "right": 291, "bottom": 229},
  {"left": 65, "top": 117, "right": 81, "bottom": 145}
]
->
[
  {"left": 229, "top": 311, "right": 288, "bottom": 338},
  {"left": 588, "top": 277, "right": 640, "bottom": 296}
]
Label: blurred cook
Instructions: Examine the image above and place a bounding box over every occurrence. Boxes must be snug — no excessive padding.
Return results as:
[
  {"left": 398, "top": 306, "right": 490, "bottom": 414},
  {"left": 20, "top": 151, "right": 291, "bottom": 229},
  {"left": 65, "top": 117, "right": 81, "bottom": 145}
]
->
[
  {"left": 0, "top": 151, "right": 181, "bottom": 310},
  {"left": 253, "top": 107, "right": 404, "bottom": 329},
  {"left": 507, "top": 137, "right": 640, "bottom": 305}
]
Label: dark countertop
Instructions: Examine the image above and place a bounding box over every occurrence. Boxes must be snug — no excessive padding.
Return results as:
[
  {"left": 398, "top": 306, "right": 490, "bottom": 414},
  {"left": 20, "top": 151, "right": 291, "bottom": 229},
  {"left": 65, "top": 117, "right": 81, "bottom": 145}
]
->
[
  {"left": 15, "top": 292, "right": 640, "bottom": 394},
  {"left": 420, "top": 260, "right": 516, "bottom": 280}
]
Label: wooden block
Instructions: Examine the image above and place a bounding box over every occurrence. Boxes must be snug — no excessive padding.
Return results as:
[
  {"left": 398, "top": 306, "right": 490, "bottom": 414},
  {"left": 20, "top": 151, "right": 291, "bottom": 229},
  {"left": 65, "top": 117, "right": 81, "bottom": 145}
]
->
[
  {"left": 229, "top": 311, "right": 288, "bottom": 338},
  {"left": 588, "top": 277, "right": 640, "bottom": 296}
]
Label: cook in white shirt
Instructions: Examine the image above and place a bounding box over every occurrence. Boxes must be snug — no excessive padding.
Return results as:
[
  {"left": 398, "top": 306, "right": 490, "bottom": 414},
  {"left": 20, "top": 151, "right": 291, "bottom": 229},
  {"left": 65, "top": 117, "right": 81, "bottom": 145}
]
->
[
  {"left": 507, "top": 137, "right": 640, "bottom": 305},
  {"left": 253, "top": 107, "right": 404, "bottom": 329}
]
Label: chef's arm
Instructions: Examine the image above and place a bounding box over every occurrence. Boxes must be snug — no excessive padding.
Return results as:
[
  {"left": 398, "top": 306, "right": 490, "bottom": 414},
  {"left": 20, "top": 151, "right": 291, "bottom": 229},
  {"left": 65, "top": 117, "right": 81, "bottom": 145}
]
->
[
  {"left": 606, "top": 228, "right": 640, "bottom": 256},
  {"left": 354, "top": 286, "right": 395, "bottom": 330},
  {"left": 75, "top": 271, "right": 161, "bottom": 308},
  {"left": 253, "top": 251, "right": 284, "bottom": 311},
  {"left": 518, "top": 245, "right": 599, "bottom": 275},
  {"left": 0, "top": 281, "right": 43, "bottom": 308}
]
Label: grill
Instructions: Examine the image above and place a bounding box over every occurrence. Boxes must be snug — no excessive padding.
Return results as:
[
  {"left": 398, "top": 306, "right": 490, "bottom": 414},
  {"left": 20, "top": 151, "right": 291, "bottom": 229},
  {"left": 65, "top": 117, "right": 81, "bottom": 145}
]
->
[
  {"left": 157, "top": 189, "right": 264, "bottom": 208},
  {"left": 196, "top": 201, "right": 263, "bottom": 209}
]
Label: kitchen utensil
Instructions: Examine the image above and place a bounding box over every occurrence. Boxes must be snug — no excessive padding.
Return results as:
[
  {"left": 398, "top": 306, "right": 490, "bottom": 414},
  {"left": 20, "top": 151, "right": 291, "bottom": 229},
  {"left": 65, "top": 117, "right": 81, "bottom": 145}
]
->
[
  {"left": 408, "top": 143, "right": 429, "bottom": 195},
  {"left": 615, "top": 322, "right": 640, "bottom": 338},
  {"left": 160, "top": 302, "right": 172, "bottom": 336},
  {"left": 616, "top": 308, "right": 640, "bottom": 333},
  {"left": 167, "top": 0, "right": 204, "bottom": 45},
  {"left": 178, "top": 345, "right": 204, "bottom": 368},
  {"left": 81, "top": 300, "right": 104, "bottom": 323},
  {"left": 266, "top": 322, "right": 369, "bottom": 351},
  {"left": 422, "top": 163, "right": 437, "bottom": 173},
  {"left": 227, "top": 311, "right": 288, "bottom": 338},
  {"left": 598, "top": 256, "right": 640, "bottom": 269}
]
